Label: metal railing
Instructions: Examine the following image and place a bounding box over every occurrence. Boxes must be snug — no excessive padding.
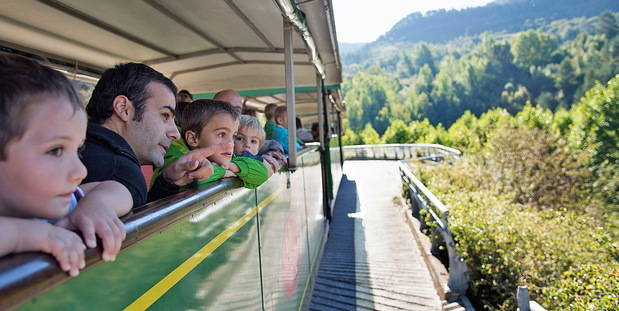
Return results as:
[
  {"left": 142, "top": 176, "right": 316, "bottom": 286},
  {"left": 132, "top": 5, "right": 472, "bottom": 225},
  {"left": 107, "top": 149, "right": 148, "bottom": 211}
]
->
[
  {"left": 0, "top": 179, "right": 241, "bottom": 310},
  {"left": 342, "top": 144, "right": 547, "bottom": 311},
  {"left": 343, "top": 143, "right": 461, "bottom": 161},
  {"left": 398, "top": 161, "right": 470, "bottom": 298}
]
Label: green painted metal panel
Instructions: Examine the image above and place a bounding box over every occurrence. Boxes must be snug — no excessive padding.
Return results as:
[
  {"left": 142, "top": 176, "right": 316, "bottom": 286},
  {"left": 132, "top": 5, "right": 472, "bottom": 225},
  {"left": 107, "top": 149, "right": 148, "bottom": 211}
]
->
[
  {"left": 299, "top": 151, "right": 327, "bottom": 279},
  {"left": 9, "top": 149, "right": 331, "bottom": 311},
  {"left": 330, "top": 137, "right": 343, "bottom": 197},
  {"left": 255, "top": 173, "right": 310, "bottom": 311},
  {"left": 15, "top": 188, "right": 262, "bottom": 311},
  {"left": 147, "top": 188, "right": 262, "bottom": 311}
]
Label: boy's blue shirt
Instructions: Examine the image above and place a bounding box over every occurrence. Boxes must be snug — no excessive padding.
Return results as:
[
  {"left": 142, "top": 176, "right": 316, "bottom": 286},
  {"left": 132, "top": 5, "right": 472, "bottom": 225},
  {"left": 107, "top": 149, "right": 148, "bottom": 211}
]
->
[{"left": 273, "top": 125, "right": 301, "bottom": 154}]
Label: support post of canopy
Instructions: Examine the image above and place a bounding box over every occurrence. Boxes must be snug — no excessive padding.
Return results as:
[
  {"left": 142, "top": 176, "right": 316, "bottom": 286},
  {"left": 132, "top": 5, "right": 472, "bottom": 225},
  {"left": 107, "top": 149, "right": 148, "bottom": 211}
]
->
[
  {"left": 284, "top": 20, "right": 297, "bottom": 171},
  {"left": 317, "top": 75, "right": 325, "bottom": 150},
  {"left": 317, "top": 74, "right": 331, "bottom": 221}
]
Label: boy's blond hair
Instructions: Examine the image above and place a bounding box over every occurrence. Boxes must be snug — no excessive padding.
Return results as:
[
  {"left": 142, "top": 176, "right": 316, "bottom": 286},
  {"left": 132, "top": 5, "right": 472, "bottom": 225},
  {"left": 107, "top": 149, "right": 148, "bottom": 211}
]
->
[
  {"left": 238, "top": 115, "right": 265, "bottom": 146},
  {"left": 264, "top": 103, "right": 278, "bottom": 120}
]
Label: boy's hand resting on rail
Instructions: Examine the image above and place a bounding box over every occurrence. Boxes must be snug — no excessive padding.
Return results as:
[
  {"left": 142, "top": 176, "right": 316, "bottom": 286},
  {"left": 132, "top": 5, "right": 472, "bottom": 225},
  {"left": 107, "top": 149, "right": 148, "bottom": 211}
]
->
[
  {"left": 0, "top": 217, "right": 85, "bottom": 277},
  {"left": 162, "top": 143, "right": 234, "bottom": 186},
  {"left": 57, "top": 181, "right": 131, "bottom": 262}
]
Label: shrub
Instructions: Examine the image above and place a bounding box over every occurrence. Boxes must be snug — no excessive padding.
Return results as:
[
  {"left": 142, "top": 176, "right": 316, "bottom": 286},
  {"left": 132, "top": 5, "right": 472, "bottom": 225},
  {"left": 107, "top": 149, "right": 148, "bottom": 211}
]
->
[{"left": 414, "top": 126, "right": 618, "bottom": 310}]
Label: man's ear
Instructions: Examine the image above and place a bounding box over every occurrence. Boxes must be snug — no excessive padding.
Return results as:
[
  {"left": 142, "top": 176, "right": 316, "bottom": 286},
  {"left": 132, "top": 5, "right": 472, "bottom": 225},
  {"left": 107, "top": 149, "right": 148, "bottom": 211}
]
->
[
  {"left": 111, "top": 95, "right": 133, "bottom": 122},
  {"left": 185, "top": 131, "right": 199, "bottom": 148}
]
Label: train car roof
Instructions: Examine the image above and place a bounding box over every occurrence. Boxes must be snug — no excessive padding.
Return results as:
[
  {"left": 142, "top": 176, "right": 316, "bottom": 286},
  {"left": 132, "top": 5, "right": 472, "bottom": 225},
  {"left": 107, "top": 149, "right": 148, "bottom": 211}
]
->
[{"left": 0, "top": 0, "right": 344, "bottom": 120}]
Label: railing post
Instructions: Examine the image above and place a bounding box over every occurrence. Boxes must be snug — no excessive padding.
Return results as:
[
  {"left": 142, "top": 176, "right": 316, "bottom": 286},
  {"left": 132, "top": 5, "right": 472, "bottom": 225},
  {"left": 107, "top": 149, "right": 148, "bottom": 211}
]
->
[
  {"left": 517, "top": 286, "right": 531, "bottom": 311},
  {"left": 284, "top": 19, "right": 297, "bottom": 171},
  {"left": 440, "top": 212, "right": 469, "bottom": 296}
]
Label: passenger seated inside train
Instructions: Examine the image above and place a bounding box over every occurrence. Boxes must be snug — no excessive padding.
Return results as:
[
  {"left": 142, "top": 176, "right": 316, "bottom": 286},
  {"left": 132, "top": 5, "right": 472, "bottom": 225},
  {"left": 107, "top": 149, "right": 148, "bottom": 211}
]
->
[
  {"left": 272, "top": 106, "right": 302, "bottom": 154},
  {"left": 263, "top": 103, "right": 278, "bottom": 140},
  {"left": 213, "top": 89, "right": 243, "bottom": 115},
  {"left": 296, "top": 117, "right": 314, "bottom": 143},
  {"left": 150, "top": 100, "right": 273, "bottom": 195},
  {"left": 234, "top": 115, "right": 280, "bottom": 176},
  {"left": 175, "top": 89, "right": 193, "bottom": 125},
  {"left": 0, "top": 55, "right": 132, "bottom": 276}
]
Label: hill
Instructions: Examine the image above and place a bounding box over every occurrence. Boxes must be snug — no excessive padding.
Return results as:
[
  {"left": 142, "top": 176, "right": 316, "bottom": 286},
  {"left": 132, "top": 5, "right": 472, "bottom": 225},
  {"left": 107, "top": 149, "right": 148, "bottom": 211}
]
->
[{"left": 344, "top": 0, "right": 619, "bottom": 66}]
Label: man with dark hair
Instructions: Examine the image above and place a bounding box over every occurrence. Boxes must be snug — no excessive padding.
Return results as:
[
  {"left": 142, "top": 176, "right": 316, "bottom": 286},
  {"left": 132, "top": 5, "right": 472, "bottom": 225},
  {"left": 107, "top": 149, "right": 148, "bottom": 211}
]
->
[{"left": 82, "top": 63, "right": 226, "bottom": 207}]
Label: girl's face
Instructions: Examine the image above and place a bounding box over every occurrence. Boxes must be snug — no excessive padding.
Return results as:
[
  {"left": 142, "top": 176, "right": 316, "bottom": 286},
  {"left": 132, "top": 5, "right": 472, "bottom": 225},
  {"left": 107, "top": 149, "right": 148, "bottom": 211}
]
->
[
  {"left": 0, "top": 96, "right": 87, "bottom": 219},
  {"left": 188, "top": 113, "right": 238, "bottom": 166},
  {"left": 234, "top": 127, "right": 262, "bottom": 156}
]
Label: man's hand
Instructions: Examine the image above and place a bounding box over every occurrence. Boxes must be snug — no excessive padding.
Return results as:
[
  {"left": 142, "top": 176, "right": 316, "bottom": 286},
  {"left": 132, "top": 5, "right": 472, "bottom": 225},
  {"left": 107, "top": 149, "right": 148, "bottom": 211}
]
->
[
  {"left": 60, "top": 199, "right": 125, "bottom": 262},
  {"left": 262, "top": 154, "right": 281, "bottom": 175},
  {"left": 162, "top": 143, "right": 233, "bottom": 186},
  {"left": 264, "top": 151, "right": 286, "bottom": 164}
]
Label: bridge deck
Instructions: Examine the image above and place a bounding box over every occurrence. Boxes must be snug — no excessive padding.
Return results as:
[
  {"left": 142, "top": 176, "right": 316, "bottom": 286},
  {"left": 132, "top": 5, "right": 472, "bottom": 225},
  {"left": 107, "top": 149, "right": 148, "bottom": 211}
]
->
[{"left": 309, "top": 160, "right": 442, "bottom": 311}]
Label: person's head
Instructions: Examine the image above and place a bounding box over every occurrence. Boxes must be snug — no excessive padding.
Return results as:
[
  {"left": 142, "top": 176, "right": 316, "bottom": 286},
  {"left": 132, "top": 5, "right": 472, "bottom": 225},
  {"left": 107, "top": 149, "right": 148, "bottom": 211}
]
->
[
  {"left": 177, "top": 89, "right": 193, "bottom": 103},
  {"left": 180, "top": 100, "right": 239, "bottom": 166},
  {"left": 264, "top": 103, "right": 278, "bottom": 121},
  {"left": 296, "top": 117, "right": 303, "bottom": 129},
  {"left": 0, "top": 54, "right": 87, "bottom": 219},
  {"left": 274, "top": 106, "right": 288, "bottom": 128},
  {"left": 234, "top": 115, "right": 265, "bottom": 156},
  {"left": 311, "top": 122, "right": 319, "bottom": 139},
  {"left": 213, "top": 89, "right": 243, "bottom": 115},
  {"left": 86, "top": 63, "right": 179, "bottom": 167},
  {"left": 242, "top": 107, "right": 257, "bottom": 117}
]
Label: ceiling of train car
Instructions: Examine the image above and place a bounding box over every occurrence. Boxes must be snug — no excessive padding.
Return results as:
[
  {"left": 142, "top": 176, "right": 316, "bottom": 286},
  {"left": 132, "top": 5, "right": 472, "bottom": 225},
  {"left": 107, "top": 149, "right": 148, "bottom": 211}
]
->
[
  {"left": 0, "top": 1, "right": 340, "bottom": 86},
  {"left": 0, "top": 0, "right": 343, "bottom": 113}
]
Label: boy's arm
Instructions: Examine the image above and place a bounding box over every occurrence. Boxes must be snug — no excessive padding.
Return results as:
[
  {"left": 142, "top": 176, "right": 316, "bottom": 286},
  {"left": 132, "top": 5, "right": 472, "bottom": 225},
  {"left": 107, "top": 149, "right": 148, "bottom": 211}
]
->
[
  {"left": 194, "top": 165, "right": 227, "bottom": 188},
  {"left": 63, "top": 181, "right": 131, "bottom": 262},
  {"left": 228, "top": 156, "right": 269, "bottom": 189},
  {"left": 0, "top": 217, "right": 85, "bottom": 276}
]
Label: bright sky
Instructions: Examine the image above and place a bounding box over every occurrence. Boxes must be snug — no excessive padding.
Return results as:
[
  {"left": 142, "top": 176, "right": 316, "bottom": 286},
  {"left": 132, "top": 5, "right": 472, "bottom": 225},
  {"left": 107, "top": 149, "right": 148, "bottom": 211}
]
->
[{"left": 333, "top": 0, "right": 496, "bottom": 43}]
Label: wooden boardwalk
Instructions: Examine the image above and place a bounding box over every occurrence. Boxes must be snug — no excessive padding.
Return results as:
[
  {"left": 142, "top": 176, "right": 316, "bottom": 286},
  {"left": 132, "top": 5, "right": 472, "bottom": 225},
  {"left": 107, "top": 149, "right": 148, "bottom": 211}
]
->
[{"left": 309, "top": 161, "right": 442, "bottom": 311}]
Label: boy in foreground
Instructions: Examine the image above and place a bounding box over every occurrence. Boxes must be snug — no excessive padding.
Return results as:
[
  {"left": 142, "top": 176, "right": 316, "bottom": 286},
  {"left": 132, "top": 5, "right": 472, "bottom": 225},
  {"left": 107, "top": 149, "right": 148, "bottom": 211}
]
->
[{"left": 0, "top": 55, "right": 131, "bottom": 276}]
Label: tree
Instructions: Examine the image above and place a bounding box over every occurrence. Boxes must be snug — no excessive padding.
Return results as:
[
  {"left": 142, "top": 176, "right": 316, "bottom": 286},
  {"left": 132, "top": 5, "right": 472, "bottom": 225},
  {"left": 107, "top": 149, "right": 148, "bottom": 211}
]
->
[
  {"left": 359, "top": 123, "right": 381, "bottom": 145},
  {"left": 597, "top": 11, "right": 619, "bottom": 39},
  {"left": 511, "top": 30, "right": 559, "bottom": 68},
  {"left": 381, "top": 120, "right": 413, "bottom": 144}
]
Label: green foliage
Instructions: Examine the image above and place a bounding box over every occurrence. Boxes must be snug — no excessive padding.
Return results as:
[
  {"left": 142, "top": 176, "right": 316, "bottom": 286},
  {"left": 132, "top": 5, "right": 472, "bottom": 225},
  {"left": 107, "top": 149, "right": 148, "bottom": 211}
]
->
[
  {"left": 381, "top": 120, "right": 413, "bottom": 144},
  {"left": 359, "top": 123, "right": 381, "bottom": 145},
  {"left": 414, "top": 125, "right": 618, "bottom": 310},
  {"left": 598, "top": 10, "right": 619, "bottom": 39},
  {"left": 342, "top": 11, "right": 619, "bottom": 132},
  {"left": 511, "top": 30, "right": 559, "bottom": 68}
]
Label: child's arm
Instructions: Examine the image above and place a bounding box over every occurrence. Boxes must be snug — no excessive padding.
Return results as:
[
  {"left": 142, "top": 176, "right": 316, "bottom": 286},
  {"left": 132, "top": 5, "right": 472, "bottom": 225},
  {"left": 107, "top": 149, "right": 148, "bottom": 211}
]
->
[
  {"left": 0, "top": 217, "right": 85, "bottom": 276},
  {"left": 194, "top": 164, "right": 227, "bottom": 188},
  {"left": 227, "top": 156, "right": 269, "bottom": 189},
  {"left": 62, "top": 181, "right": 131, "bottom": 262}
]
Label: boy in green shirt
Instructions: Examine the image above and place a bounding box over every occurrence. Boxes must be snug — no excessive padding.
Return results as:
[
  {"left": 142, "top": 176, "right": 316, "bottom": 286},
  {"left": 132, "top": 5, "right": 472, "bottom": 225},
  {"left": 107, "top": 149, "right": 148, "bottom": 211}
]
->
[{"left": 151, "top": 100, "right": 274, "bottom": 193}]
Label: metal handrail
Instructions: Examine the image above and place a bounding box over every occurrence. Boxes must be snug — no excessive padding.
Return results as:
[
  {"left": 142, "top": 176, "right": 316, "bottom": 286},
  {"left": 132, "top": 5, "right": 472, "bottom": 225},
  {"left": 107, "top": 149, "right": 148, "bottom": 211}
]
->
[
  {"left": 342, "top": 143, "right": 462, "bottom": 161},
  {"left": 340, "top": 144, "right": 468, "bottom": 297},
  {"left": 0, "top": 179, "right": 242, "bottom": 310},
  {"left": 398, "top": 161, "right": 469, "bottom": 297}
]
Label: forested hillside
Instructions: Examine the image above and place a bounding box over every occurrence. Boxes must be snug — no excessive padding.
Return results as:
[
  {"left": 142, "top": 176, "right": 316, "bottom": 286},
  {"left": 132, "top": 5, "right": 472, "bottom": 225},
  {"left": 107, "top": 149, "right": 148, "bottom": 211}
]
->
[
  {"left": 344, "top": 0, "right": 619, "bottom": 66},
  {"left": 341, "top": 11, "right": 619, "bottom": 136}
]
